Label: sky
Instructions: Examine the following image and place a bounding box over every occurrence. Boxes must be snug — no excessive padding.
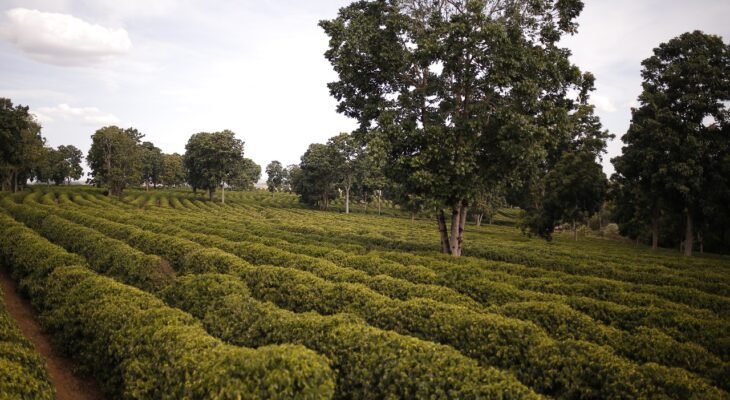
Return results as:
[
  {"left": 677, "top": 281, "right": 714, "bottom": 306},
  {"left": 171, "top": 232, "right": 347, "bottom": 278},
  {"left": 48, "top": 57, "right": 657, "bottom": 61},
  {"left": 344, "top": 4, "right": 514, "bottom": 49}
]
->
[{"left": 1, "top": 0, "right": 729, "bottom": 180}]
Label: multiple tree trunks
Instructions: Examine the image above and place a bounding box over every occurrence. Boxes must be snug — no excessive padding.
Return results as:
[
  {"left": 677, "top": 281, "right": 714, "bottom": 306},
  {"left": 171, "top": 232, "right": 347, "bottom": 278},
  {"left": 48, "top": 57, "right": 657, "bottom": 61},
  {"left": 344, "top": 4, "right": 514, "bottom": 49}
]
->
[{"left": 438, "top": 200, "right": 468, "bottom": 257}]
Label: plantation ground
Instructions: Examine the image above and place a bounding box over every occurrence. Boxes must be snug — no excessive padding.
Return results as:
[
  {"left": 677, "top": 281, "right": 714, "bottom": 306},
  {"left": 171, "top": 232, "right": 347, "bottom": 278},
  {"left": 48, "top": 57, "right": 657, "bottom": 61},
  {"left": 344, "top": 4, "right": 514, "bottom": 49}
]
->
[{"left": 1, "top": 186, "right": 728, "bottom": 399}]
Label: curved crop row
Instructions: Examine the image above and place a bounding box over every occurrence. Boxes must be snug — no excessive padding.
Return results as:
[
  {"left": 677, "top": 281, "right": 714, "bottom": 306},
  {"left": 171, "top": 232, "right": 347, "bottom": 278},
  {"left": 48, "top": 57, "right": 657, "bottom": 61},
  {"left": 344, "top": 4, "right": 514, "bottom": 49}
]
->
[
  {"left": 0, "top": 283, "right": 55, "bottom": 400},
  {"left": 32, "top": 201, "right": 727, "bottom": 399},
  {"left": 0, "top": 211, "right": 335, "bottom": 399}
]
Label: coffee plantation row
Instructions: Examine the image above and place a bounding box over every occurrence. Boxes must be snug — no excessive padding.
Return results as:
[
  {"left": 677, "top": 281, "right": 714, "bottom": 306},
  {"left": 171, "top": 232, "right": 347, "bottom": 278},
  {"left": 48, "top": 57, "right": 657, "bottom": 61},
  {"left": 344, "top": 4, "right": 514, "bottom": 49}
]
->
[{"left": 0, "top": 187, "right": 728, "bottom": 399}]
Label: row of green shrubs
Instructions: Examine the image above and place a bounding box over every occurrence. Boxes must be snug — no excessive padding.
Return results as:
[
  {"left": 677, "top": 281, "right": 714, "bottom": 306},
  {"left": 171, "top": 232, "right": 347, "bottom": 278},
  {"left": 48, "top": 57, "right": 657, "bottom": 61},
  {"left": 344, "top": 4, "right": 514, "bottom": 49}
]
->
[
  {"left": 0, "top": 283, "right": 55, "bottom": 399},
  {"left": 13, "top": 201, "right": 544, "bottom": 399},
  {"left": 246, "top": 203, "right": 729, "bottom": 299},
  {"left": 58, "top": 191, "right": 730, "bottom": 364},
  {"left": 165, "top": 202, "right": 729, "bottom": 321},
  {"left": 107, "top": 204, "right": 729, "bottom": 379},
  {"left": 0, "top": 210, "right": 336, "bottom": 399},
  {"left": 187, "top": 206, "right": 730, "bottom": 364},
  {"left": 41, "top": 203, "right": 728, "bottom": 399}
]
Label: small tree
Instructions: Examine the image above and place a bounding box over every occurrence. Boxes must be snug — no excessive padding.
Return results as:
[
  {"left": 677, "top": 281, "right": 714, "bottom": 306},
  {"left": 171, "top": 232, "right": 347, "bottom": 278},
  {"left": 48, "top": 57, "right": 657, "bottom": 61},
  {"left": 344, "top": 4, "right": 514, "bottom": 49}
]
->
[
  {"left": 230, "top": 158, "right": 261, "bottom": 190},
  {"left": 328, "top": 133, "right": 360, "bottom": 214},
  {"left": 140, "top": 141, "right": 163, "bottom": 190},
  {"left": 87, "top": 126, "right": 142, "bottom": 196},
  {"left": 183, "top": 130, "right": 245, "bottom": 202},
  {"left": 294, "top": 143, "right": 341, "bottom": 209},
  {"left": 266, "top": 160, "right": 285, "bottom": 195},
  {"left": 160, "top": 153, "right": 186, "bottom": 187}
]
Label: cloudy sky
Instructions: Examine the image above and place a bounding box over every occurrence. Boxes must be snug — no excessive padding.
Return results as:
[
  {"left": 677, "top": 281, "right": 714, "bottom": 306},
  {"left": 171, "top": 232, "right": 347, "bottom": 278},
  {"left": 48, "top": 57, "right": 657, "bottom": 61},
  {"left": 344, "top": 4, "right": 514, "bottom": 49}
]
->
[{"left": 1, "top": 0, "right": 728, "bottom": 179}]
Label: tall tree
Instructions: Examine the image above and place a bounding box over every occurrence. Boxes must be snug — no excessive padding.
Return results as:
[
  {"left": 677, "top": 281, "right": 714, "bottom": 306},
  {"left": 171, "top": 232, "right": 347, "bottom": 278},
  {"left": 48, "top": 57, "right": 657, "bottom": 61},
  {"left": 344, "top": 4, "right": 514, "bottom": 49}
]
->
[
  {"left": 57, "top": 145, "right": 84, "bottom": 184},
  {"left": 0, "top": 98, "right": 45, "bottom": 192},
  {"left": 266, "top": 160, "right": 286, "bottom": 195},
  {"left": 160, "top": 153, "right": 186, "bottom": 187},
  {"left": 87, "top": 126, "right": 143, "bottom": 196},
  {"left": 327, "top": 132, "right": 360, "bottom": 213},
  {"left": 612, "top": 31, "right": 730, "bottom": 256},
  {"left": 523, "top": 74, "right": 613, "bottom": 239},
  {"left": 293, "top": 143, "right": 341, "bottom": 209},
  {"left": 525, "top": 150, "right": 608, "bottom": 240},
  {"left": 321, "top": 0, "right": 585, "bottom": 256},
  {"left": 140, "top": 141, "right": 163, "bottom": 190},
  {"left": 183, "top": 130, "right": 245, "bottom": 202}
]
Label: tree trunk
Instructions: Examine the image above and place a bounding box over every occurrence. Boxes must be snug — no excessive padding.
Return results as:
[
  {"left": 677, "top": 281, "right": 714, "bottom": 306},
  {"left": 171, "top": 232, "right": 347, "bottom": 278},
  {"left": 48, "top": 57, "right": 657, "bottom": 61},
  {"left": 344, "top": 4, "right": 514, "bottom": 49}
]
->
[
  {"left": 573, "top": 220, "right": 577, "bottom": 241},
  {"left": 475, "top": 213, "right": 483, "bottom": 227},
  {"left": 447, "top": 200, "right": 467, "bottom": 257},
  {"left": 208, "top": 188, "right": 214, "bottom": 201},
  {"left": 437, "top": 210, "right": 450, "bottom": 254},
  {"left": 221, "top": 183, "right": 225, "bottom": 204},
  {"left": 651, "top": 217, "right": 659, "bottom": 250},
  {"left": 345, "top": 185, "right": 350, "bottom": 214},
  {"left": 684, "top": 211, "right": 693, "bottom": 257},
  {"left": 411, "top": 212, "right": 416, "bottom": 222},
  {"left": 378, "top": 197, "right": 381, "bottom": 215}
]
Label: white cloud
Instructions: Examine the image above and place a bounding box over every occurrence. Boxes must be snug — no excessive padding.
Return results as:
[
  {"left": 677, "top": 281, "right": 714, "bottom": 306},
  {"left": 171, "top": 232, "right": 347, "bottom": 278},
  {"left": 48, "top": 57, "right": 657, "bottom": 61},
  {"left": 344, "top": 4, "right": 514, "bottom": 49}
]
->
[
  {"left": 35, "top": 103, "right": 120, "bottom": 126},
  {"left": 591, "top": 94, "right": 617, "bottom": 113},
  {"left": 1, "top": 8, "right": 131, "bottom": 66}
]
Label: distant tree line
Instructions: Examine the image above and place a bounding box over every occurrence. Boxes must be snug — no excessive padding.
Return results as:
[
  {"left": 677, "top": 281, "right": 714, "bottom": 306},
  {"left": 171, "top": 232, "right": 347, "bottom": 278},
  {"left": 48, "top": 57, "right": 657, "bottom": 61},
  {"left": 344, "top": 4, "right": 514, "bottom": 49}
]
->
[
  {"left": 1, "top": 98, "right": 84, "bottom": 191},
  {"left": 1, "top": 103, "right": 261, "bottom": 200}
]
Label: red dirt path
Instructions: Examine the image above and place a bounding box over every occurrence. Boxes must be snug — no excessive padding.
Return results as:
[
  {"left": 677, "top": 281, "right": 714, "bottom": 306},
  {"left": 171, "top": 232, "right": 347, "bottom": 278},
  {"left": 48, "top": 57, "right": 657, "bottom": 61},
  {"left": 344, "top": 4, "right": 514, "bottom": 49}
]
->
[{"left": 0, "top": 268, "right": 104, "bottom": 400}]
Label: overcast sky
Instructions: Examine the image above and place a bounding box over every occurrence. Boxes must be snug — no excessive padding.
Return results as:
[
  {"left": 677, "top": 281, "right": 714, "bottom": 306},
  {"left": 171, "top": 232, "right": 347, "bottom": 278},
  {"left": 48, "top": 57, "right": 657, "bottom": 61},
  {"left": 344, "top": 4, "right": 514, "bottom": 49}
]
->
[{"left": 1, "top": 0, "right": 728, "bottom": 180}]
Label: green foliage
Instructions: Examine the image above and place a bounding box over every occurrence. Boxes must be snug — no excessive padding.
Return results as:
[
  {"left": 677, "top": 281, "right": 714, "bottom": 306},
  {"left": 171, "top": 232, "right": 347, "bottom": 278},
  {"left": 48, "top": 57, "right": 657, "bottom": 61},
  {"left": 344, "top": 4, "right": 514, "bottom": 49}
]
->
[
  {"left": 0, "top": 210, "right": 336, "bottom": 399},
  {"left": 161, "top": 273, "right": 539, "bottom": 400},
  {"left": 320, "top": 0, "right": 588, "bottom": 254},
  {"left": 524, "top": 150, "right": 608, "bottom": 239},
  {"left": 160, "top": 153, "right": 187, "bottom": 187},
  {"left": 0, "top": 286, "right": 55, "bottom": 400},
  {"left": 611, "top": 31, "right": 730, "bottom": 255},
  {"left": 266, "top": 160, "right": 286, "bottom": 193},
  {"left": 294, "top": 143, "right": 341, "bottom": 209},
  {"left": 87, "top": 126, "right": 143, "bottom": 196},
  {"left": 140, "top": 141, "right": 163, "bottom": 188},
  {"left": 229, "top": 157, "right": 261, "bottom": 190},
  {"left": 183, "top": 130, "right": 245, "bottom": 199}
]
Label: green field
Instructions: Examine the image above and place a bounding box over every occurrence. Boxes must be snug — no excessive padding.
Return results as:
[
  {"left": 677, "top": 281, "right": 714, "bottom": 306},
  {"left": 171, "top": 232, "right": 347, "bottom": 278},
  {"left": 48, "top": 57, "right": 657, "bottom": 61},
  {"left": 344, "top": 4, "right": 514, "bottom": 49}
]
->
[{"left": 1, "top": 187, "right": 729, "bottom": 399}]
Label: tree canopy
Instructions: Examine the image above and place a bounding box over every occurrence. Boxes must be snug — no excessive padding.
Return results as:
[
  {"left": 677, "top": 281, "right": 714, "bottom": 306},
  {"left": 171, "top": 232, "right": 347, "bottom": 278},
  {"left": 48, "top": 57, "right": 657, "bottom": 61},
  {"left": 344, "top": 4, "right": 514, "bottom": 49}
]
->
[
  {"left": 87, "top": 126, "right": 143, "bottom": 196},
  {"left": 612, "top": 31, "right": 730, "bottom": 256},
  {"left": 183, "top": 130, "right": 245, "bottom": 201},
  {"left": 321, "top": 0, "right": 586, "bottom": 255}
]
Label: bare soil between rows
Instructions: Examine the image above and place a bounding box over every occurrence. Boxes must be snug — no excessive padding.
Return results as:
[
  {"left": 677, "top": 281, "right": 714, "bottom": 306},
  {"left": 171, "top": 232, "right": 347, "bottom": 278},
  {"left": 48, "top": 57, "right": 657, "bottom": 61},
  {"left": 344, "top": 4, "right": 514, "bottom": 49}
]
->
[{"left": 0, "top": 268, "right": 104, "bottom": 400}]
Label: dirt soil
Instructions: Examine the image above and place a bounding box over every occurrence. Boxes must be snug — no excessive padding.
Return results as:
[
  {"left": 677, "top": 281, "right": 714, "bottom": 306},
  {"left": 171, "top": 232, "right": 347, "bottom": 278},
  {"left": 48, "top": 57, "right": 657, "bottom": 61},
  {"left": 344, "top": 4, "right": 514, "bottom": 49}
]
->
[{"left": 0, "top": 268, "right": 104, "bottom": 400}]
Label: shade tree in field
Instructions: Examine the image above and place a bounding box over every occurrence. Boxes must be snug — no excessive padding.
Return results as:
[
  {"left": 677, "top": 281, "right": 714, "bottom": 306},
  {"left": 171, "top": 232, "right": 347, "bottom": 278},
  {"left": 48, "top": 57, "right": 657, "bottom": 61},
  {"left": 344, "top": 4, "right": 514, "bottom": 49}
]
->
[
  {"left": 471, "top": 186, "right": 506, "bottom": 226},
  {"left": 283, "top": 164, "right": 300, "bottom": 192},
  {"left": 0, "top": 98, "right": 47, "bottom": 192},
  {"left": 229, "top": 158, "right": 261, "bottom": 190},
  {"left": 160, "top": 153, "right": 186, "bottom": 187},
  {"left": 327, "top": 132, "right": 360, "bottom": 213},
  {"left": 35, "top": 145, "right": 84, "bottom": 185},
  {"left": 612, "top": 31, "right": 730, "bottom": 256},
  {"left": 293, "top": 143, "right": 342, "bottom": 209},
  {"left": 266, "top": 160, "right": 286, "bottom": 195},
  {"left": 140, "top": 141, "right": 163, "bottom": 190},
  {"left": 183, "top": 130, "right": 245, "bottom": 202},
  {"left": 321, "top": 0, "right": 587, "bottom": 256},
  {"left": 522, "top": 74, "right": 612, "bottom": 240},
  {"left": 87, "top": 126, "right": 144, "bottom": 196}
]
